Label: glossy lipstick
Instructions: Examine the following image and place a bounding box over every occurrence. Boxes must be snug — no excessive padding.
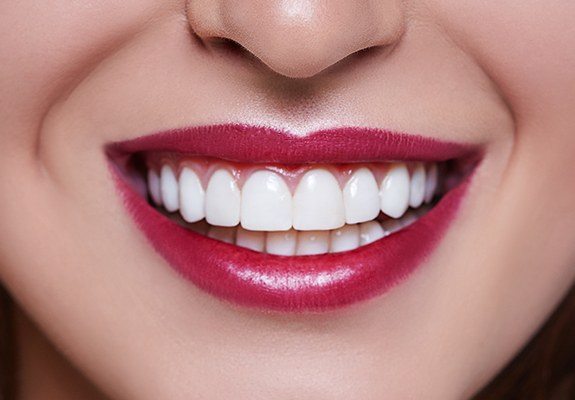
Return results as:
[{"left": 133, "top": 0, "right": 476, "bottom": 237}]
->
[{"left": 108, "top": 124, "right": 475, "bottom": 312}]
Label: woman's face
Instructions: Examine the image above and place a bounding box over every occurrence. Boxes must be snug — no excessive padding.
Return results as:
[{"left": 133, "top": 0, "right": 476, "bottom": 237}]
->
[{"left": 1, "top": 1, "right": 574, "bottom": 398}]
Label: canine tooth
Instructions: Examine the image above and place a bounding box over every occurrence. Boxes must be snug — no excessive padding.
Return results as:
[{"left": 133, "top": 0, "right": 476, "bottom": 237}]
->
[
  {"left": 147, "top": 169, "right": 162, "bottom": 206},
  {"left": 380, "top": 163, "right": 410, "bottom": 218},
  {"left": 409, "top": 162, "right": 426, "bottom": 208},
  {"left": 296, "top": 231, "right": 330, "bottom": 255},
  {"left": 343, "top": 168, "right": 380, "bottom": 224},
  {"left": 207, "top": 226, "right": 236, "bottom": 244},
  {"left": 205, "top": 169, "right": 241, "bottom": 227},
  {"left": 236, "top": 227, "right": 266, "bottom": 252},
  {"left": 424, "top": 163, "right": 438, "bottom": 204},
  {"left": 359, "top": 221, "right": 385, "bottom": 245},
  {"left": 266, "top": 231, "right": 297, "bottom": 256},
  {"left": 241, "top": 170, "right": 292, "bottom": 231},
  {"left": 160, "top": 165, "right": 179, "bottom": 212},
  {"left": 330, "top": 225, "right": 360, "bottom": 253},
  {"left": 179, "top": 167, "right": 205, "bottom": 223},
  {"left": 293, "top": 169, "right": 345, "bottom": 231}
]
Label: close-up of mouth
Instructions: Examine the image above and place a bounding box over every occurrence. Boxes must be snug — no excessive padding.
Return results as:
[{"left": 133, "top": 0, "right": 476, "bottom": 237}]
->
[
  {"left": 4, "top": 0, "right": 575, "bottom": 398},
  {"left": 107, "top": 124, "right": 480, "bottom": 312}
]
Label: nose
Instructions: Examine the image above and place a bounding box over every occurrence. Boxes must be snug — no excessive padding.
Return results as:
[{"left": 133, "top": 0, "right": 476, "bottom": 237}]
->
[{"left": 187, "top": 0, "right": 406, "bottom": 79}]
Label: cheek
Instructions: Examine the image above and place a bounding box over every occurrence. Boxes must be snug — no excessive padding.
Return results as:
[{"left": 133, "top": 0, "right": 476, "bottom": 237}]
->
[
  {"left": 432, "top": 0, "right": 575, "bottom": 117},
  {"left": 428, "top": 0, "right": 575, "bottom": 372},
  {"left": 0, "top": 0, "right": 173, "bottom": 319},
  {"left": 0, "top": 0, "right": 171, "bottom": 152},
  {"left": 431, "top": 0, "right": 575, "bottom": 232},
  {"left": 458, "top": 0, "right": 575, "bottom": 232}
]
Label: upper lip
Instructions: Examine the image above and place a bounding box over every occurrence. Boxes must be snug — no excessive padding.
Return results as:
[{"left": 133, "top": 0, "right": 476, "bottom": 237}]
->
[
  {"left": 106, "top": 123, "right": 473, "bottom": 164},
  {"left": 107, "top": 123, "right": 478, "bottom": 312}
]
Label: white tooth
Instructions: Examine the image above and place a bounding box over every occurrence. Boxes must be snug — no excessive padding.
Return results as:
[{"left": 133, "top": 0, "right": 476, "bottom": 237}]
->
[
  {"left": 330, "top": 224, "right": 360, "bottom": 253},
  {"left": 160, "top": 165, "right": 179, "bottom": 212},
  {"left": 236, "top": 227, "right": 266, "bottom": 252},
  {"left": 207, "top": 226, "right": 236, "bottom": 244},
  {"left": 293, "top": 169, "right": 345, "bottom": 231},
  {"left": 296, "top": 230, "right": 330, "bottom": 255},
  {"left": 266, "top": 230, "right": 297, "bottom": 256},
  {"left": 179, "top": 167, "right": 205, "bottom": 223},
  {"left": 424, "top": 163, "right": 438, "bottom": 204},
  {"left": 241, "top": 170, "right": 292, "bottom": 231},
  {"left": 359, "top": 221, "right": 385, "bottom": 245},
  {"left": 147, "top": 169, "right": 162, "bottom": 206},
  {"left": 205, "top": 169, "right": 241, "bottom": 227},
  {"left": 379, "top": 163, "right": 410, "bottom": 218},
  {"left": 343, "top": 168, "right": 380, "bottom": 224},
  {"left": 409, "top": 162, "right": 426, "bottom": 208}
]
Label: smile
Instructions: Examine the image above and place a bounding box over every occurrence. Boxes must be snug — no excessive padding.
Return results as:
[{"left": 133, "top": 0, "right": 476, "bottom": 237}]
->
[{"left": 107, "top": 124, "right": 479, "bottom": 312}]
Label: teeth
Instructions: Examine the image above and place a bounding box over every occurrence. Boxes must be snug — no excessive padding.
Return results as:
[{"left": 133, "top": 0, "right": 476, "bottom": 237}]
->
[
  {"left": 266, "top": 230, "right": 297, "bottom": 256},
  {"left": 160, "top": 165, "right": 179, "bottom": 212},
  {"left": 179, "top": 167, "right": 205, "bottom": 223},
  {"left": 150, "top": 158, "right": 443, "bottom": 253},
  {"left": 293, "top": 169, "right": 345, "bottom": 231},
  {"left": 236, "top": 227, "right": 266, "bottom": 252},
  {"left": 424, "top": 163, "right": 438, "bottom": 204},
  {"left": 359, "top": 221, "right": 386, "bottom": 245},
  {"left": 343, "top": 168, "right": 380, "bottom": 224},
  {"left": 241, "top": 170, "right": 292, "bottom": 231},
  {"left": 409, "top": 162, "right": 426, "bottom": 208},
  {"left": 147, "top": 169, "right": 163, "bottom": 206},
  {"left": 296, "top": 230, "right": 330, "bottom": 256},
  {"left": 205, "top": 169, "right": 241, "bottom": 227},
  {"left": 207, "top": 226, "right": 236, "bottom": 244},
  {"left": 187, "top": 208, "right": 429, "bottom": 254},
  {"left": 330, "top": 224, "right": 360, "bottom": 253},
  {"left": 379, "top": 163, "right": 410, "bottom": 219}
]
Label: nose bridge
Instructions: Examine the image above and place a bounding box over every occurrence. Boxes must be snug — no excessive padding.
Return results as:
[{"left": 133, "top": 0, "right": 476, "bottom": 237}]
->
[{"left": 188, "top": 0, "right": 405, "bottom": 79}]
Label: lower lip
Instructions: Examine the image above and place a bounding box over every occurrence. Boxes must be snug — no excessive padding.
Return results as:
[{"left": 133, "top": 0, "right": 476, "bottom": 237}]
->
[{"left": 111, "top": 170, "right": 470, "bottom": 312}]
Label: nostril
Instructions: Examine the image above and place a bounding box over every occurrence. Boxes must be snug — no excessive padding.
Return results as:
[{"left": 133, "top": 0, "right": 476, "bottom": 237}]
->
[
  {"left": 203, "top": 36, "right": 256, "bottom": 61},
  {"left": 347, "top": 41, "right": 399, "bottom": 66},
  {"left": 208, "top": 37, "right": 249, "bottom": 57}
]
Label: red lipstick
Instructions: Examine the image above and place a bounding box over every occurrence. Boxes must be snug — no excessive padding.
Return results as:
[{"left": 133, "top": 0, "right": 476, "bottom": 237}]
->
[
  {"left": 108, "top": 124, "right": 475, "bottom": 312},
  {"left": 108, "top": 124, "right": 470, "bottom": 164}
]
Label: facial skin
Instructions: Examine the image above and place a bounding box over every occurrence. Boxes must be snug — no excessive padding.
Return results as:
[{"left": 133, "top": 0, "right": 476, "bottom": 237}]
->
[{"left": 1, "top": 0, "right": 574, "bottom": 399}]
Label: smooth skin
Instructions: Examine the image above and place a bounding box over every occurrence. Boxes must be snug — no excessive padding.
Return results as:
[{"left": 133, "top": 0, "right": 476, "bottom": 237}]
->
[{"left": 1, "top": 1, "right": 574, "bottom": 399}]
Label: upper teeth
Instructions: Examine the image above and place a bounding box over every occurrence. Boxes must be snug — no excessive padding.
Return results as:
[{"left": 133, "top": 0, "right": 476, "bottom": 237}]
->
[
  {"left": 343, "top": 167, "right": 381, "bottom": 224},
  {"left": 147, "top": 161, "right": 439, "bottom": 232},
  {"left": 242, "top": 170, "right": 293, "bottom": 231},
  {"left": 205, "top": 169, "right": 241, "bottom": 227},
  {"left": 293, "top": 169, "right": 346, "bottom": 231}
]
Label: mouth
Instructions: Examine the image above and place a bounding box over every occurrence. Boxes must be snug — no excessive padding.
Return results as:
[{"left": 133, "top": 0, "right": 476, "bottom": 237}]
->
[{"left": 107, "top": 124, "right": 479, "bottom": 312}]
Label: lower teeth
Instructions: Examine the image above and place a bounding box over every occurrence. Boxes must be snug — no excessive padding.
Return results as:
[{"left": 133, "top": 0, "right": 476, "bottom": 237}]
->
[{"left": 162, "top": 206, "right": 431, "bottom": 256}]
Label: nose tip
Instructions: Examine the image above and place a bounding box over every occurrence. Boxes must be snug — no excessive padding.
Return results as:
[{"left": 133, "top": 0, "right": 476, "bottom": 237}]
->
[{"left": 188, "top": 0, "right": 405, "bottom": 79}]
